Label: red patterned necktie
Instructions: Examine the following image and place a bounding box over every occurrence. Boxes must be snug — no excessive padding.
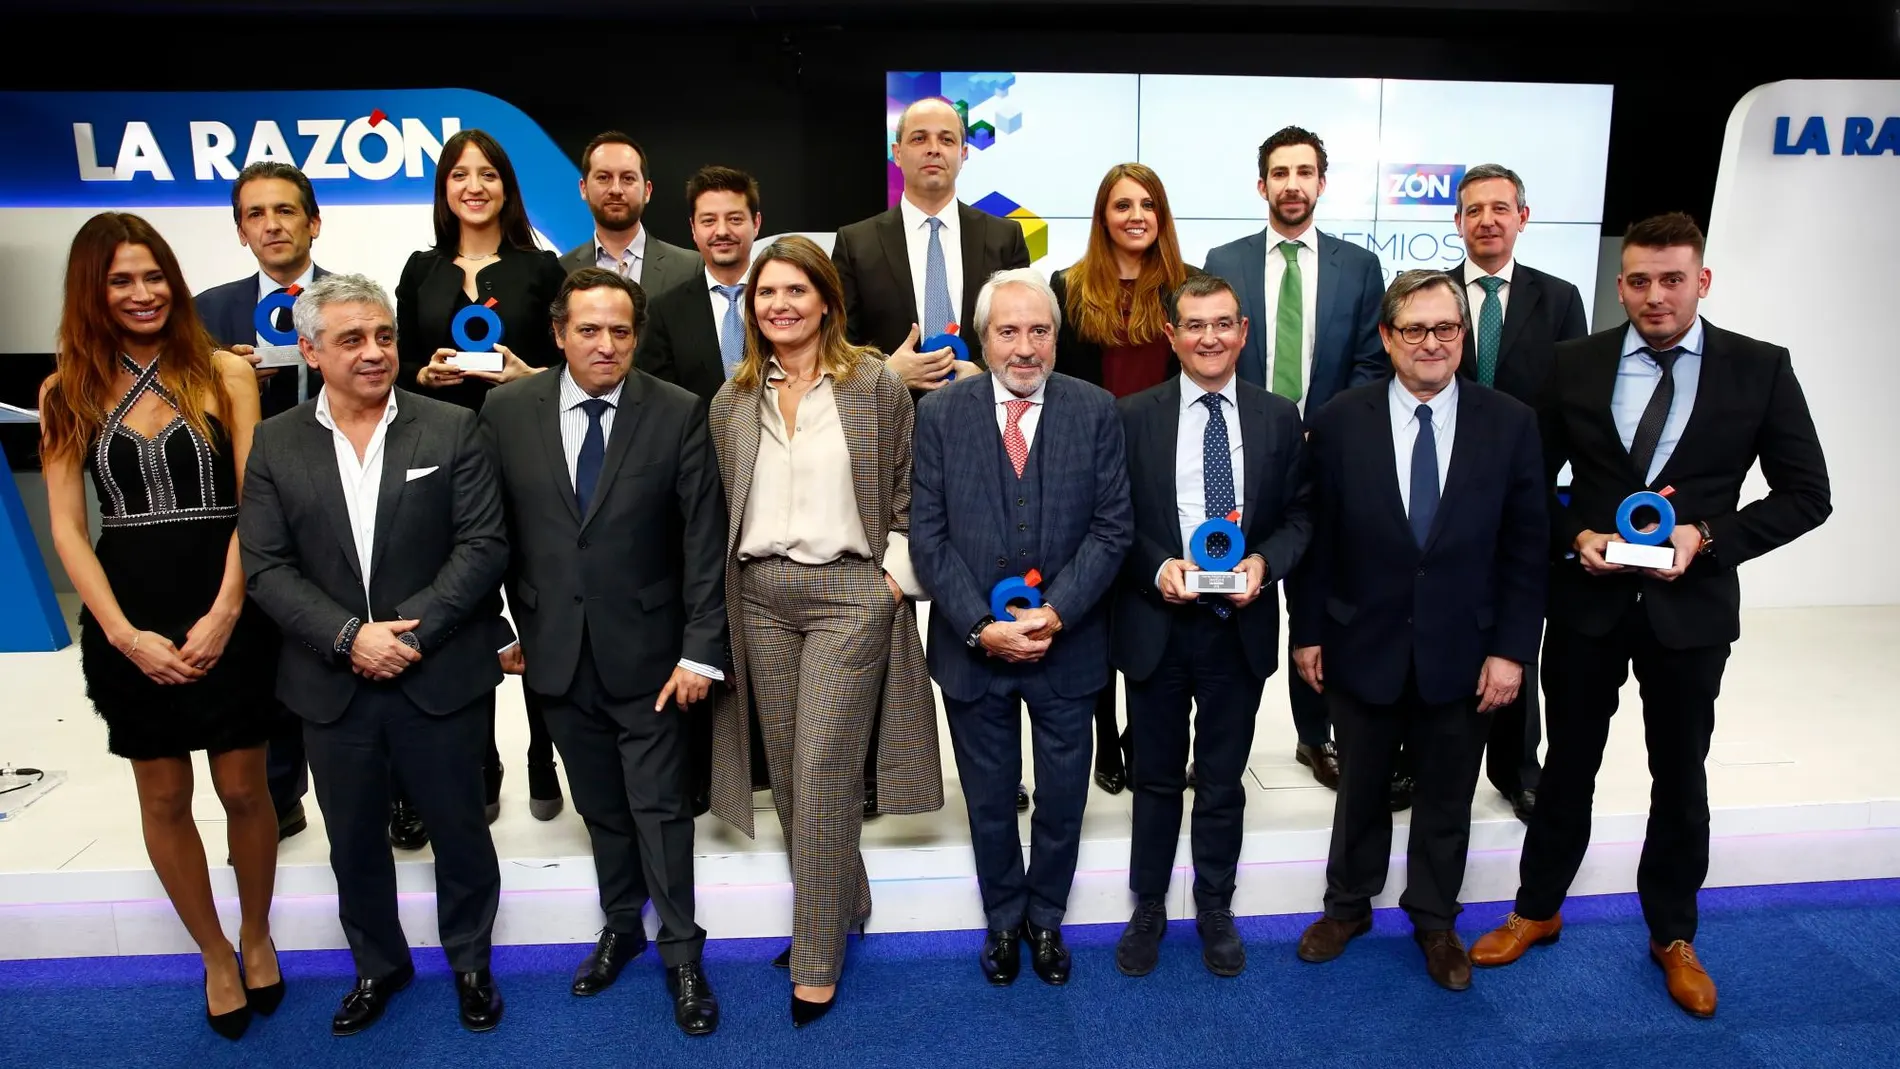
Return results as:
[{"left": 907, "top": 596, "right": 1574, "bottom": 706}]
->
[{"left": 1003, "top": 398, "right": 1032, "bottom": 477}]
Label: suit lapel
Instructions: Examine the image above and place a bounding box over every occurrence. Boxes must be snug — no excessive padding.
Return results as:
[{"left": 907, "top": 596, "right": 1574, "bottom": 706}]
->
[
  {"left": 535, "top": 371, "right": 580, "bottom": 526},
  {"left": 1498, "top": 266, "right": 1540, "bottom": 363},
  {"left": 957, "top": 202, "right": 987, "bottom": 331},
  {"left": 1314, "top": 232, "right": 1346, "bottom": 374},
  {"left": 302, "top": 414, "right": 363, "bottom": 582},
  {"left": 1033, "top": 379, "right": 1073, "bottom": 565},
  {"left": 369, "top": 403, "right": 422, "bottom": 583},
  {"left": 1580, "top": 333, "right": 1637, "bottom": 481},
  {"left": 877, "top": 209, "right": 919, "bottom": 323},
  {"left": 722, "top": 382, "right": 763, "bottom": 559},
  {"left": 1650, "top": 321, "right": 1720, "bottom": 489},
  {"left": 1366, "top": 389, "right": 1412, "bottom": 541},
  {"left": 582, "top": 371, "right": 644, "bottom": 530},
  {"left": 1237, "top": 231, "right": 1269, "bottom": 383},
  {"left": 1422, "top": 385, "right": 1482, "bottom": 553},
  {"left": 835, "top": 363, "right": 886, "bottom": 555},
  {"left": 1152, "top": 381, "right": 1186, "bottom": 556},
  {"left": 1237, "top": 384, "right": 1269, "bottom": 543}
]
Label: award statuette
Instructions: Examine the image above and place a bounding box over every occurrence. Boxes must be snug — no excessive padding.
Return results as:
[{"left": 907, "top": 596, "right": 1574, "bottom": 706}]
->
[
  {"left": 1603, "top": 487, "right": 1678, "bottom": 569},
  {"left": 449, "top": 298, "right": 505, "bottom": 373},
  {"left": 1184, "top": 509, "right": 1247, "bottom": 595},
  {"left": 990, "top": 568, "right": 1043, "bottom": 621},
  {"left": 920, "top": 323, "right": 968, "bottom": 382},
  {"left": 250, "top": 284, "right": 305, "bottom": 369}
]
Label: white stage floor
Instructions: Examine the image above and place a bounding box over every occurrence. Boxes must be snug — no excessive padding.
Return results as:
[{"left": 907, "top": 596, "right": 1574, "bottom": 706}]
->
[{"left": 3, "top": 600, "right": 1897, "bottom": 960}]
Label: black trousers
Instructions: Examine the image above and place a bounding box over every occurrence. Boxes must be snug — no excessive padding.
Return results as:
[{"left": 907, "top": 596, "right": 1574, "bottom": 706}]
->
[
  {"left": 1516, "top": 604, "right": 1729, "bottom": 945},
  {"left": 1484, "top": 657, "right": 1544, "bottom": 795},
  {"left": 1092, "top": 678, "right": 1127, "bottom": 767},
  {"left": 485, "top": 687, "right": 554, "bottom": 774},
  {"left": 304, "top": 685, "right": 500, "bottom": 978},
  {"left": 536, "top": 640, "right": 704, "bottom": 966},
  {"left": 1322, "top": 672, "right": 1486, "bottom": 931},
  {"left": 1289, "top": 639, "right": 1331, "bottom": 748},
  {"left": 1126, "top": 611, "right": 1267, "bottom": 912},
  {"left": 945, "top": 672, "right": 1094, "bottom": 932},
  {"left": 264, "top": 701, "right": 307, "bottom": 817}
]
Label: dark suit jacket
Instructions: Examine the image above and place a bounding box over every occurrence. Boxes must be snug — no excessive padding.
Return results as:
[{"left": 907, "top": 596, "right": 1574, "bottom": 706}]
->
[
  {"left": 635, "top": 274, "right": 726, "bottom": 403},
  {"left": 1539, "top": 321, "right": 1831, "bottom": 648},
  {"left": 1291, "top": 380, "right": 1547, "bottom": 707},
  {"left": 479, "top": 367, "right": 727, "bottom": 700},
  {"left": 194, "top": 264, "right": 332, "bottom": 417},
  {"left": 1048, "top": 263, "right": 1202, "bottom": 391},
  {"left": 1446, "top": 260, "right": 1589, "bottom": 405},
  {"left": 911, "top": 372, "right": 1133, "bottom": 702},
  {"left": 559, "top": 233, "right": 702, "bottom": 298},
  {"left": 1112, "top": 375, "right": 1312, "bottom": 683},
  {"left": 239, "top": 389, "right": 510, "bottom": 723},
  {"left": 832, "top": 201, "right": 1032, "bottom": 369},
  {"left": 395, "top": 245, "right": 566, "bottom": 411},
  {"left": 1202, "top": 228, "right": 1388, "bottom": 417}
]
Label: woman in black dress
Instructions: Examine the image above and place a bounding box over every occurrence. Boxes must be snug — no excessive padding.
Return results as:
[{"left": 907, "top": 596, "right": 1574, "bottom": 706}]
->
[
  {"left": 39, "top": 213, "right": 281, "bottom": 1039},
  {"left": 396, "top": 128, "right": 566, "bottom": 825}
]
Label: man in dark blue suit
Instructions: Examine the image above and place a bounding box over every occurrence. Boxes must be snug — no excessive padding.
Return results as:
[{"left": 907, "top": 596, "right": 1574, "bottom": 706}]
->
[
  {"left": 912, "top": 268, "right": 1132, "bottom": 989},
  {"left": 193, "top": 160, "right": 331, "bottom": 844},
  {"left": 1203, "top": 126, "right": 1391, "bottom": 793},
  {"left": 1288, "top": 270, "right": 1546, "bottom": 992}
]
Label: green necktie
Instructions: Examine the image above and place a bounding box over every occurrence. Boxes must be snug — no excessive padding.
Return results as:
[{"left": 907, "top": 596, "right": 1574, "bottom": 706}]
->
[
  {"left": 1475, "top": 275, "right": 1505, "bottom": 386},
  {"left": 1271, "top": 241, "right": 1304, "bottom": 401}
]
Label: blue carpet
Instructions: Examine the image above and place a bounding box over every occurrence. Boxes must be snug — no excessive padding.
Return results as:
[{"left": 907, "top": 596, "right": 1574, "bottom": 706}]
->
[{"left": 3, "top": 880, "right": 1898, "bottom": 1068}]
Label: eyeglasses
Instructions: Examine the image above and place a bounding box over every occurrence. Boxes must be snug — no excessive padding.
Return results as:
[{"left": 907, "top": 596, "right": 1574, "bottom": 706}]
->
[
  {"left": 1177, "top": 318, "right": 1240, "bottom": 338},
  {"left": 1392, "top": 322, "right": 1465, "bottom": 344}
]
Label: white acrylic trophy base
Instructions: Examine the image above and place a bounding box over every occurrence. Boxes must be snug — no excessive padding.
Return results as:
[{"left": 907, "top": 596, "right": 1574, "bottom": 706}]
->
[
  {"left": 450, "top": 352, "right": 504, "bottom": 373},
  {"left": 1184, "top": 570, "right": 1244, "bottom": 594},
  {"left": 253, "top": 345, "right": 303, "bottom": 369},
  {"left": 1604, "top": 541, "right": 1676, "bottom": 569}
]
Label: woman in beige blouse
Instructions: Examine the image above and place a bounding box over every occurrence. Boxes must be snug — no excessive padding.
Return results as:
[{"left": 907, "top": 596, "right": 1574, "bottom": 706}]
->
[{"left": 705, "top": 235, "right": 941, "bottom": 1027}]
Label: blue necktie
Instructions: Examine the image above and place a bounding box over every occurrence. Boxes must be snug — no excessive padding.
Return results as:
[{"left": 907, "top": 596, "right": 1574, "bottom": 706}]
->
[
  {"left": 714, "top": 284, "right": 746, "bottom": 379},
  {"left": 1199, "top": 393, "right": 1235, "bottom": 620},
  {"left": 1409, "top": 402, "right": 1439, "bottom": 549},
  {"left": 922, "top": 217, "right": 954, "bottom": 335},
  {"left": 574, "top": 397, "right": 612, "bottom": 519}
]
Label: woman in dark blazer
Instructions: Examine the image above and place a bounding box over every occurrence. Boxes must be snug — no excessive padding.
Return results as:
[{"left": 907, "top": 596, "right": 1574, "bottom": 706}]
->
[
  {"left": 395, "top": 128, "right": 567, "bottom": 828},
  {"left": 1048, "top": 162, "right": 1197, "bottom": 796}
]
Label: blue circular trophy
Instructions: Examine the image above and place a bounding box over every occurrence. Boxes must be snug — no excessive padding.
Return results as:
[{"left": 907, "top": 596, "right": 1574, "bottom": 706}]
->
[
  {"left": 921, "top": 324, "right": 968, "bottom": 382},
  {"left": 1605, "top": 488, "right": 1678, "bottom": 568},
  {"left": 449, "top": 299, "right": 505, "bottom": 372},
  {"left": 248, "top": 284, "right": 304, "bottom": 369},
  {"left": 990, "top": 568, "right": 1043, "bottom": 620},
  {"left": 1185, "top": 509, "right": 1247, "bottom": 594}
]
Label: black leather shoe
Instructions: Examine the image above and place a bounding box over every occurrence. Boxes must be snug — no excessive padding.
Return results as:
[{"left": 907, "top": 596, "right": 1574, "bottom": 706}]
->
[
  {"left": 1295, "top": 742, "right": 1342, "bottom": 790},
  {"left": 387, "top": 803, "right": 428, "bottom": 851},
  {"left": 482, "top": 765, "right": 503, "bottom": 825},
  {"left": 205, "top": 956, "right": 251, "bottom": 1040},
  {"left": 1388, "top": 773, "right": 1416, "bottom": 812},
  {"left": 863, "top": 780, "right": 880, "bottom": 821},
  {"left": 1022, "top": 921, "right": 1071, "bottom": 986},
  {"left": 527, "top": 762, "right": 563, "bottom": 822},
  {"left": 1115, "top": 900, "right": 1167, "bottom": 976},
  {"left": 1094, "top": 745, "right": 1127, "bottom": 794},
  {"left": 1511, "top": 789, "right": 1536, "bottom": 825},
  {"left": 791, "top": 990, "right": 835, "bottom": 1028},
  {"left": 277, "top": 801, "right": 308, "bottom": 841},
  {"left": 456, "top": 969, "right": 503, "bottom": 1032},
  {"left": 666, "top": 962, "right": 719, "bottom": 1037},
  {"left": 242, "top": 937, "right": 287, "bottom": 1016},
  {"left": 1015, "top": 783, "right": 1031, "bottom": 812},
  {"left": 690, "top": 789, "right": 711, "bottom": 818},
  {"left": 331, "top": 962, "right": 414, "bottom": 1037},
  {"left": 1197, "top": 909, "right": 1246, "bottom": 977},
  {"left": 571, "top": 928, "right": 647, "bottom": 996},
  {"left": 980, "top": 928, "right": 1021, "bottom": 985}
]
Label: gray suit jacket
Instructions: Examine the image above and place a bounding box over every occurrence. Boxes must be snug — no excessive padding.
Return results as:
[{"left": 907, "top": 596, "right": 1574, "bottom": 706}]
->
[
  {"left": 240, "top": 388, "right": 511, "bottom": 723},
  {"left": 559, "top": 232, "right": 702, "bottom": 297},
  {"left": 479, "top": 367, "right": 728, "bottom": 700}
]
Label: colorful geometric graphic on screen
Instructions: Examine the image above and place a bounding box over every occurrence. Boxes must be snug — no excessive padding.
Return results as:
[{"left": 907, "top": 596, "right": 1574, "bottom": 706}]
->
[
  {"left": 972, "top": 192, "right": 1048, "bottom": 263},
  {"left": 885, "top": 71, "right": 1024, "bottom": 192}
]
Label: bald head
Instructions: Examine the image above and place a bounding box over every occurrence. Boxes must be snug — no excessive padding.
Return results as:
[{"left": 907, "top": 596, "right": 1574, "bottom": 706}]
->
[{"left": 892, "top": 97, "right": 966, "bottom": 211}]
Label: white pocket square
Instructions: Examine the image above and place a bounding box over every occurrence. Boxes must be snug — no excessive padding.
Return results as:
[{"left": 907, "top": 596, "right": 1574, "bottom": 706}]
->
[{"left": 405, "top": 466, "right": 439, "bottom": 482}]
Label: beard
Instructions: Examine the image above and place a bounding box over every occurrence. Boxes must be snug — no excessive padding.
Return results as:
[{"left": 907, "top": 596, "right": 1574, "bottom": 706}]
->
[{"left": 590, "top": 199, "right": 644, "bottom": 232}]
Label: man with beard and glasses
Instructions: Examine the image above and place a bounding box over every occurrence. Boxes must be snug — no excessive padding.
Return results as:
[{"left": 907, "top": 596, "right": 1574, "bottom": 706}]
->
[
  {"left": 1204, "top": 125, "right": 1397, "bottom": 808},
  {"left": 560, "top": 132, "right": 701, "bottom": 297}
]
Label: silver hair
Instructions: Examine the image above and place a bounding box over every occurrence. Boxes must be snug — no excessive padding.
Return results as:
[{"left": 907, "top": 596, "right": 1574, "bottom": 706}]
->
[
  {"left": 1457, "top": 163, "right": 1527, "bottom": 211},
  {"left": 973, "top": 267, "right": 1062, "bottom": 338},
  {"left": 1380, "top": 269, "right": 1470, "bottom": 328},
  {"left": 292, "top": 272, "right": 395, "bottom": 345}
]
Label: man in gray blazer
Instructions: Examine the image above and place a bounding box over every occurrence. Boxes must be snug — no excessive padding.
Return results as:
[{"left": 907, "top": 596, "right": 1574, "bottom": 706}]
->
[
  {"left": 479, "top": 269, "right": 726, "bottom": 1036},
  {"left": 558, "top": 131, "right": 701, "bottom": 297},
  {"left": 239, "top": 273, "right": 510, "bottom": 1037}
]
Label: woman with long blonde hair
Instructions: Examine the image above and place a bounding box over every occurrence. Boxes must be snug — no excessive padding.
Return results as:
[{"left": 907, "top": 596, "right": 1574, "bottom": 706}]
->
[{"left": 39, "top": 213, "right": 281, "bottom": 1039}]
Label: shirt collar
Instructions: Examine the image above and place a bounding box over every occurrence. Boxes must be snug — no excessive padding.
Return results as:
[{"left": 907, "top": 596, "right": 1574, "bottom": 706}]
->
[
  {"left": 1620, "top": 315, "right": 1706, "bottom": 359},
  {"left": 765, "top": 355, "right": 831, "bottom": 385},
  {"left": 1269, "top": 221, "right": 1317, "bottom": 250},
  {"left": 559, "top": 365, "right": 626, "bottom": 409},
  {"left": 900, "top": 194, "right": 959, "bottom": 235},
  {"left": 1463, "top": 258, "right": 1515, "bottom": 286},
  {"left": 595, "top": 226, "right": 647, "bottom": 264},
  {"left": 992, "top": 372, "right": 1047, "bottom": 407},
  {"left": 1178, "top": 372, "right": 1239, "bottom": 412},
  {"left": 257, "top": 262, "right": 317, "bottom": 301},
  {"left": 707, "top": 266, "right": 746, "bottom": 295},
  {"left": 1390, "top": 373, "right": 1458, "bottom": 423},
  {"left": 314, "top": 384, "right": 398, "bottom": 432}
]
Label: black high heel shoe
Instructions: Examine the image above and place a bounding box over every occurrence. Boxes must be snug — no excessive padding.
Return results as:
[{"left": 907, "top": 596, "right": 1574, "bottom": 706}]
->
[
  {"left": 243, "top": 937, "right": 286, "bottom": 1016},
  {"left": 791, "top": 989, "right": 836, "bottom": 1027},
  {"left": 205, "top": 956, "right": 252, "bottom": 1040}
]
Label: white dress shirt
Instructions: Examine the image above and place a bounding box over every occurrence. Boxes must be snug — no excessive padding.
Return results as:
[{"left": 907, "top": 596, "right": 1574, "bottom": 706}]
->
[
  {"left": 555, "top": 368, "right": 723, "bottom": 680},
  {"left": 1261, "top": 222, "right": 1321, "bottom": 413},
  {"left": 899, "top": 195, "right": 963, "bottom": 327},
  {"left": 1174, "top": 373, "right": 1245, "bottom": 559},
  {"left": 1463, "top": 257, "right": 1515, "bottom": 320},
  {"left": 313, "top": 386, "right": 398, "bottom": 615},
  {"left": 1390, "top": 374, "right": 1459, "bottom": 518},
  {"left": 707, "top": 267, "right": 745, "bottom": 351},
  {"left": 593, "top": 225, "right": 648, "bottom": 283},
  {"left": 992, "top": 372, "right": 1046, "bottom": 450},
  {"left": 257, "top": 263, "right": 317, "bottom": 402}
]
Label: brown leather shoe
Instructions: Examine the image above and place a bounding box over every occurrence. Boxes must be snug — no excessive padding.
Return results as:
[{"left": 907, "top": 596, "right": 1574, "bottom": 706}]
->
[
  {"left": 1295, "top": 743, "right": 1341, "bottom": 790},
  {"left": 1296, "top": 916, "right": 1370, "bottom": 963},
  {"left": 1650, "top": 940, "right": 1717, "bottom": 1018},
  {"left": 1470, "top": 911, "right": 1563, "bottom": 967},
  {"left": 1415, "top": 929, "right": 1472, "bottom": 991}
]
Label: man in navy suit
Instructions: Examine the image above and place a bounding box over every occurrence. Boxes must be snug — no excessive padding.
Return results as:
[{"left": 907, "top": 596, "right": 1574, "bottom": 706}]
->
[
  {"left": 1203, "top": 126, "right": 1391, "bottom": 795},
  {"left": 912, "top": 268, "right": 1132, "bottom": 988},
  {"left": 193, "top": 160, "right": 332, "bottom": 843},
  {"left": 1289, "top": 270, "right": 1546, "bottom": 993}
]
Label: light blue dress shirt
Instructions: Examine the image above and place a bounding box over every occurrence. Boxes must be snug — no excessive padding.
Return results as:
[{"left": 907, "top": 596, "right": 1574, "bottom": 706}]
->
[{"left": 1612, "top": 315, "right": 1705, "bottom": 485}]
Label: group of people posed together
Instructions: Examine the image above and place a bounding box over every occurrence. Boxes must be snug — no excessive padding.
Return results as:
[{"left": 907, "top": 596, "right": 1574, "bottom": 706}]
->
[{"left": 35, "top": 95, "right": 1830, "bottom": 1044}]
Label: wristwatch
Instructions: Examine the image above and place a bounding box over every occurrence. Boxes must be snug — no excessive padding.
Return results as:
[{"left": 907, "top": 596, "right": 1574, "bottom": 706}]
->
[
  {"left": 334, "top": 617, "right": 363, "bottom": 658},
  {"left": 1694, "top": 520, "right": 1715, "bottom": 557},
  {"left": 966, "top": 615, "right": 995, "bottom": 650}
]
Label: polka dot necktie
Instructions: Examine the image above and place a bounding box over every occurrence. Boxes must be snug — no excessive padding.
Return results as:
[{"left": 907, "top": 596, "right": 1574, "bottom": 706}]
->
[
  {"left": 1003, "top": 399, "right": 1032, "bottom": 477},
  {"left": 1199, "top": 392, "right": 1235, "bottom": 619},
  {"left": 1475, "top": 275, "right": 1505, "bottom": 386}
]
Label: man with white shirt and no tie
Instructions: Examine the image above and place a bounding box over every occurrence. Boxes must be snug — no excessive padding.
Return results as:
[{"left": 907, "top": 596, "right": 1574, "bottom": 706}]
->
[{"left": 240, "top": 273, "right": 510, "bottom": 1036}]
